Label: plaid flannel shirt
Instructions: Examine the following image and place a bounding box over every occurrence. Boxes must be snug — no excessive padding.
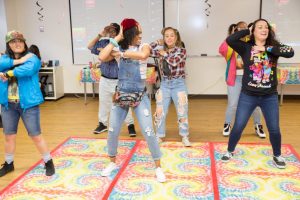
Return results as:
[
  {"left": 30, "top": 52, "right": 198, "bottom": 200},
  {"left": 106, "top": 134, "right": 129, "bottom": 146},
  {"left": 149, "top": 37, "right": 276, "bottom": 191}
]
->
[{"left": 150, "top": 42, "right": 187, "bottom": 79}]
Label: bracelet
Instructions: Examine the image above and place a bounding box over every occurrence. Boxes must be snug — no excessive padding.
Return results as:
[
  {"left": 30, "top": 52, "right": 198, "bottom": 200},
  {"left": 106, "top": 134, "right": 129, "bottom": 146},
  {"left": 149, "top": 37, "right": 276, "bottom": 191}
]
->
[
  {"left": 109, "top": 38, "right": 119, "bottom": 47},
  {"left": 266, "top": 46, "right": 273, "bottom": 52}
]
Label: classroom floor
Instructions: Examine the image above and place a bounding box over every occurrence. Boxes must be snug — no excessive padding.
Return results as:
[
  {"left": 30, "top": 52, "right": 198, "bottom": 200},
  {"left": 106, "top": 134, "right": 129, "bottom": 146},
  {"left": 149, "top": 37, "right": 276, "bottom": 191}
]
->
[{"left": 0, "top": 96, "right": 299, "bottom": 190}]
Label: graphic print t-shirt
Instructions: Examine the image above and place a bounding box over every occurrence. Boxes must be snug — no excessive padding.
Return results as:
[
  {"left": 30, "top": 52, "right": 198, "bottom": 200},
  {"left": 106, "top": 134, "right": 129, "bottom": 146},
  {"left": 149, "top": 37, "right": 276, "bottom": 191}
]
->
[{"left": 226, "top": 29, "right": 294, "bottom": 96}]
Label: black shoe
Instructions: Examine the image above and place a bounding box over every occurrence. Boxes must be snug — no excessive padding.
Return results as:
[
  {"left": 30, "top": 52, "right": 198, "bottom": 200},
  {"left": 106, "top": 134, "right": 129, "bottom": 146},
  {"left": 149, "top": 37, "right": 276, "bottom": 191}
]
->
[
  {"left": 221, "top": 152, "right": 233, "bottom": 162},
  {"left": 273, "top": 156, "right": 286, "bottom": 169},
  {"left": 45, "top": 159, "right": 55, "bottom": 176},
  {"left": 0, "top": 161, "right": 14, "bottom": 177},
  {"left": 128, "top": 124, "right": 136, "bottom": 137},
  {"left": 0, "top": 115, "right": 3, "bottom": 128},
  {"left": 93, "top": 122, "right": 107, "bottom": 134}
]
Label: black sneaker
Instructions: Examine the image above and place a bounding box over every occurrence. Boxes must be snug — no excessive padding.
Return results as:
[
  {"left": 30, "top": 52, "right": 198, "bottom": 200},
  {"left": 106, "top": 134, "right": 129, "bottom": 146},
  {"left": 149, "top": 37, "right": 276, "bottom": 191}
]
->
[
  {"left": 0, "top": 115, "right": 3, "bottom": 128},
  {"left": 0, "top": 161, "right": 14, "bottom": 177},
  {"left": 221, "top": 152, "right": 233, "bottom": 162},
  {"left": 255, "top": 124, "right": 266, "bottom": 138},
  {"left": 128, "top": 124, "right": 136, "bottom": 137},
  {"left": 45, "top": 159, "right": 55, "bottom": 176},
  {"left": 222, "top": 123, "right": 231, "bottom": 136},
  {"left": 93, "top": 122, "right": 107, "bottom": 134},
  {"left": 273, "top": 156, "right": 286, "bottom": 169}
]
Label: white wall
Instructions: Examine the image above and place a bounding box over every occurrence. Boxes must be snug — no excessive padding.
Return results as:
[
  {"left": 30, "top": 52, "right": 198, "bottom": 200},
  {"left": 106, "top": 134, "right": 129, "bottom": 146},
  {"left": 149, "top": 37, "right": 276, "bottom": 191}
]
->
[
  {"left": 3, "top": 0, "right": 300, "bottom": 95},
  {"left": 0, "top": 0, "right": 8, "bottom": 51}
]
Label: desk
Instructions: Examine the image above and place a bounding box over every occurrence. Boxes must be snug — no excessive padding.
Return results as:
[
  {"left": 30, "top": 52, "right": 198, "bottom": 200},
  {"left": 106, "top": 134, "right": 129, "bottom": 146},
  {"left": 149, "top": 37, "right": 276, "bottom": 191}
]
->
[
  {"left": 277, "top": 64, "right": 300, "bottom": 105},
  {"left": 79, "top": 67, "right": 101, "bottom": 104}
]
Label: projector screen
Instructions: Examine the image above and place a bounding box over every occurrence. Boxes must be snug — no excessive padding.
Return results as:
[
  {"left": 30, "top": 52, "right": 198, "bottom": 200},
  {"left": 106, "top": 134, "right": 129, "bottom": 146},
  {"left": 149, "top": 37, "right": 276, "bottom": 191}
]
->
[{"left": 70, "top": 0, "right": 164, "bottom": 64}]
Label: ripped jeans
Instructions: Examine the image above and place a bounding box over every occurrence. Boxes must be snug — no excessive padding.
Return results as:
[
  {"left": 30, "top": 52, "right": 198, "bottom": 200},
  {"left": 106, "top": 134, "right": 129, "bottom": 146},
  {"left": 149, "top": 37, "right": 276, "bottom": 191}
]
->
[
  {"left": 155, "top": 78, "right": 189, "bottom": 138},
  {"left": 107, "top": 94, "right": 162, "bottom": 160}
]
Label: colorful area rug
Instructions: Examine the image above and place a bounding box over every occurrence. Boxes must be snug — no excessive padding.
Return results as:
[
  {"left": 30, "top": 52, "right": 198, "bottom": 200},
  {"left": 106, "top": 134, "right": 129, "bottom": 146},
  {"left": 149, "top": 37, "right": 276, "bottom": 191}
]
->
[
  {"left": 0, "top": 138, "right": 300, "bottom": 200},
  {"left": 214, "top": 143, "right": 300, "bottom": 200},
  {"left": 109, "top": 141, "right": 215, "bottom": 199},
  {"left": 0, "top": 137, "right": 136, "bottom": 200}
]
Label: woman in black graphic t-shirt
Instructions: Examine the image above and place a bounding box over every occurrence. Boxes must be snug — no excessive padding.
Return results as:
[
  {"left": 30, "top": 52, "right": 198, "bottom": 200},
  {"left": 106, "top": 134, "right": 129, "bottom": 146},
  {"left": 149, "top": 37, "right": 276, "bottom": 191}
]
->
[{"left": 221, "top": 19, "right": 294, "bottom": 169}]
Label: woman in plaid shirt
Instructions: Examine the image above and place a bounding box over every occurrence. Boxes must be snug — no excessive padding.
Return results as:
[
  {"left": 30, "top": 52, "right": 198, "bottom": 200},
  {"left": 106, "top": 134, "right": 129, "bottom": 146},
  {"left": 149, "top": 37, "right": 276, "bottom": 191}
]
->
[{"left": 150, "top": 27, "right": 191, "bottom": 147}]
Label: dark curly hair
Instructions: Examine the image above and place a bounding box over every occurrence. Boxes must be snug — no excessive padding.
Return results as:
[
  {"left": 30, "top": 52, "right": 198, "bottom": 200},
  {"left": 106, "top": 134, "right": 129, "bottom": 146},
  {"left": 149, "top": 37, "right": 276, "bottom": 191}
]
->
[{"left": 249, "top": 18, "right": 279, "bottom": 46}]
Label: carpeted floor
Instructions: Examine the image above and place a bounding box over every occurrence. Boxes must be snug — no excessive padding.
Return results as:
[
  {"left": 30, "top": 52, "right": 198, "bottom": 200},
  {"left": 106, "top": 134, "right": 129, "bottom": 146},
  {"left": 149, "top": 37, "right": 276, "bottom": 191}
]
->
[{"left": 0, "top": 137, "right": 299, "bottom": 200}]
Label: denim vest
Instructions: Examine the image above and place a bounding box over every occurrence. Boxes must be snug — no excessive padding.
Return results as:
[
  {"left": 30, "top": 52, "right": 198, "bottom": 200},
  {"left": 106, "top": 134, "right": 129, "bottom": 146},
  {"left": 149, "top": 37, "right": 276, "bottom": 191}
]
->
[{"left": 118, "top": 58, "right": 145, "bottom": 93}]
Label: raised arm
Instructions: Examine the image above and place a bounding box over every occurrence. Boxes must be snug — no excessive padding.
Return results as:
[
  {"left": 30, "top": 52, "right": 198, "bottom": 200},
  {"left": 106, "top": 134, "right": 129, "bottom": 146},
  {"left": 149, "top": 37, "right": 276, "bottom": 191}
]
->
[
  {"left": 266, "top": 43, "right": 294, "bottom": 58},
  {"left": 226, "top": 29, "right": 250, "bottom": 56},
  {"left": 122, "top": 44, "right": 150, "bottom": 60}
]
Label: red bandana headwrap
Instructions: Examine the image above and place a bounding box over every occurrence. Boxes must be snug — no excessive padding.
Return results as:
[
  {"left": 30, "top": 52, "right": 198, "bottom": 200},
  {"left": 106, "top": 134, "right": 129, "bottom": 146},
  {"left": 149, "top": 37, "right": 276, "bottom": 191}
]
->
[{"left": 121, "top": 18, "right": 139, "bottom": 31}]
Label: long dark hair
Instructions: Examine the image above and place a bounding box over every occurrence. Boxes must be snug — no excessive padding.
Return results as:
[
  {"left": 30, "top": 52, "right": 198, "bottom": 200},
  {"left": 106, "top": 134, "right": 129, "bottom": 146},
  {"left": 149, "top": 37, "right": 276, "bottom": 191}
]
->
[
  {"left": 249, "top": 18, "right": 279, "bottom": 46},
  {"left": 5, "top": 42, "right": 28, "bottom": 59},
  {"left": 29, "top": 44, "right": 41, "bottom": 59},
  {"left": 119, "top": 26, "right": 140, "bottom": 50}
]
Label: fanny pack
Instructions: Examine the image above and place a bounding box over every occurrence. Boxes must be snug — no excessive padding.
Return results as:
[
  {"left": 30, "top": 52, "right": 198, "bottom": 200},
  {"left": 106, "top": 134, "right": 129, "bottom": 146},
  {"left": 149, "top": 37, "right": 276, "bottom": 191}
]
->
[{"left": 113, "top": 87, "right": 145, "bottom": 107}]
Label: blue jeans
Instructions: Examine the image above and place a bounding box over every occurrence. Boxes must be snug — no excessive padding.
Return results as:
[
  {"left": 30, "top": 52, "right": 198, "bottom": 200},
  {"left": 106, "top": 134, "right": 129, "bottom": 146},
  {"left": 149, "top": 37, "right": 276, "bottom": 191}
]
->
[
  {"left": 1, "top": 103, "right": 41, "bottom": 136},
  {"left": 107, "top": 94, "right": 161, "bottom": 160},
  {"left": 155, "top": 78, "right": 189, "bottom": 138},
  {"left": 225, "top": 75, "right": 261, "bottom": 125},
  {"left": 228, "top": 92, "right": 281, "bottom": 156}
]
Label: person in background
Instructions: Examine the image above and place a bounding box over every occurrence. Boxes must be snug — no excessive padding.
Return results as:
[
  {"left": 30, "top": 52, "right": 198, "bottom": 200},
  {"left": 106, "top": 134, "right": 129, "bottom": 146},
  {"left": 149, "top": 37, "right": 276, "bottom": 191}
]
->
[
  {"left": 28, "top": 44, "right": 41, "bottom": 60},
  {"left": 99, "top": 18, "right": 166, "bottom": 182},
  {"left": 0, "top": 31, "right": 55, "bottom": 177},
  {"left": 150, "top": 27, "right": 191, "bottom": 147},
  {"left": 221, "top": 19, "right": 294, "bottom": 169},
  {"left": 87, "top": 23, "right": 136, "bottom": 137},
  {"left": 219, "top": 21, "right": 265, "bottom": 138}
]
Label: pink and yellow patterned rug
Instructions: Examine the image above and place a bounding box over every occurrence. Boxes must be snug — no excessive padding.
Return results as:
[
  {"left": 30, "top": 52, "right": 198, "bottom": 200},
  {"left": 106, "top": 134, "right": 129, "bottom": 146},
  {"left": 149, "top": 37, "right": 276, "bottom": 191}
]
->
[
  {"left": 0, "top": 138, "right": 300, "bottom": 200},
  {"left": 109, "top": 141, "right": 215, "bottom": 199},
  {"left": 0, "top": 137, "right": 136, "bottom": 200},
  {"left": 214, "top": 143, "right": 300, "bottom": 200}
]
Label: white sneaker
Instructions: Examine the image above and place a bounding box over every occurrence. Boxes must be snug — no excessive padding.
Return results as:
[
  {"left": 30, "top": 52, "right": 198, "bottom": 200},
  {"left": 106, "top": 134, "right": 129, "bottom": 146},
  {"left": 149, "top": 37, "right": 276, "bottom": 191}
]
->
[
  {"left": 223, "top": 123, "right": 231, "bottom": 136},
  {"left": 255, "top": 124, "right": 266, "bottom": 138},
  {"left": 182, "top": 136, "right": 192, "bottom": 147},
  {"left": 101, "top": 162, "right": 117, "bottom": 177},
  {"left": 155, "top": 167, "right": 166, "bottom": 183}
]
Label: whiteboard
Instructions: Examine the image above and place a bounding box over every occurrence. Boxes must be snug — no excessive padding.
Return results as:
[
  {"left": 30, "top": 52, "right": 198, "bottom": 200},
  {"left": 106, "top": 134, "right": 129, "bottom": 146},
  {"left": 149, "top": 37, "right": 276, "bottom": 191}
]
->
[
  {"left": 261, "top": 0, "right": 300, "bottom": 63},
  {"left": 70, "top": 0, "right": 164, "bottom": 64},
  {"left": 164, "top": 0, "right": 260, "bottom": 57}
]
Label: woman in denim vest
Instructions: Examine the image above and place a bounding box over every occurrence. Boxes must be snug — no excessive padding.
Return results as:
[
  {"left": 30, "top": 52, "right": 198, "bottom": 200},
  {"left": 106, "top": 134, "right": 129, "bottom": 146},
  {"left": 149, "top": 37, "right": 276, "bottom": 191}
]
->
[
  {"left": 99, "top": 18, "right": 166, "bottom": 182},
  {"left": 150, "top": 27, "right": 191, "bottom": 147}
]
